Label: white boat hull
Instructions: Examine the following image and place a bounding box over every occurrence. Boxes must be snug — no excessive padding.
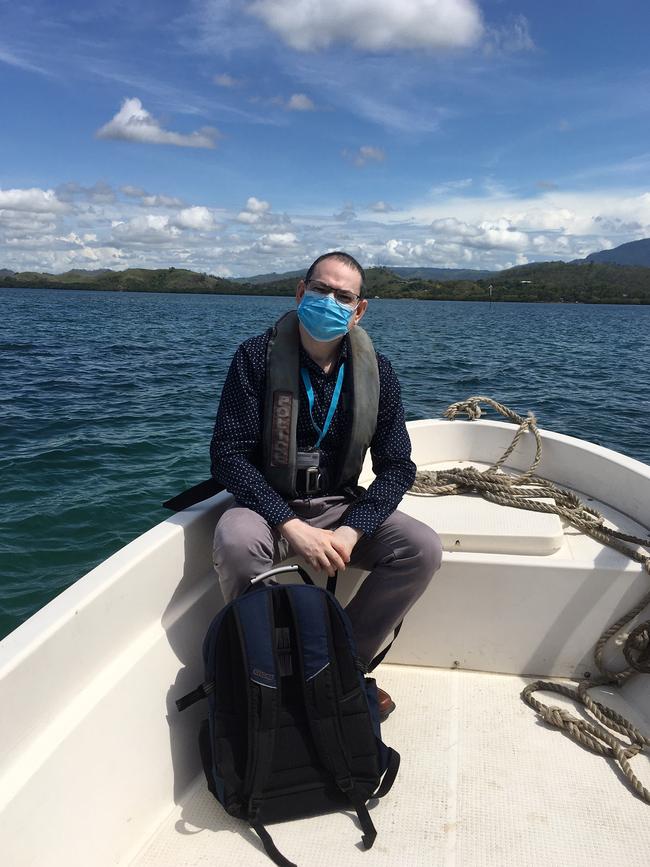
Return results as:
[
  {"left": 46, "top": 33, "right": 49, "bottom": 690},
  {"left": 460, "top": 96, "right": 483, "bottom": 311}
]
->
[{"left": 1, "top": 419, "right": 648, "bottom": 866}]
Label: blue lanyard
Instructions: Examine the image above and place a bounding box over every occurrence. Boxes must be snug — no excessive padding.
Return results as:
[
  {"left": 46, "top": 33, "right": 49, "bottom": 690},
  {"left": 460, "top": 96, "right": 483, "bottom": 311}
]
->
[{"left": 300, "top": 363, "right": 345, "bottom": 449}]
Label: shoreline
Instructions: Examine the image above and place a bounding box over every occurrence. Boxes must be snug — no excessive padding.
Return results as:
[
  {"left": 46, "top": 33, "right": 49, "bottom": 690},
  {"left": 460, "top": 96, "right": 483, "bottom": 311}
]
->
[{"left": 2, "top": 284, "right": 648, "bottom": 305}]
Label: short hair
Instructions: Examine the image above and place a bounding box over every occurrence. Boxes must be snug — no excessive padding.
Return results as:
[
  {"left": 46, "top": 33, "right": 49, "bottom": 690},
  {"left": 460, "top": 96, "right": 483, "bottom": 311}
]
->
[{"left": 305, "top": 251, "right": 366, "bottom": 295}]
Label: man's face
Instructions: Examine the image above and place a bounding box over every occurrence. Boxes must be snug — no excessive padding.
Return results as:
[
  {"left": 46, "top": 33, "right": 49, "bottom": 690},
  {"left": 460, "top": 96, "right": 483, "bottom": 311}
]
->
[{"left": 296, "top": 257, "right": 368, "bottom": 329}]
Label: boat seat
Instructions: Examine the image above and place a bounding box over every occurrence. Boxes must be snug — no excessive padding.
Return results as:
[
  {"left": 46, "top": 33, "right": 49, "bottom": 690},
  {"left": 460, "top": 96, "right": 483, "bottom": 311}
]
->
[{"left": 383, "top": 461, "right": 563, "bottom": 556}]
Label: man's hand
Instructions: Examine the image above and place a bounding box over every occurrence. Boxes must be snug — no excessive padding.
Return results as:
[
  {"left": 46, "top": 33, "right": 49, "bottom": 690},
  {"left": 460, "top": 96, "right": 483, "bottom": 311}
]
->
[
  {"left": 279, "top": 519, "right": 362, "bottom": 577},
  {"left": 332, "top": 525, "right": 364, "bottom": 563}
]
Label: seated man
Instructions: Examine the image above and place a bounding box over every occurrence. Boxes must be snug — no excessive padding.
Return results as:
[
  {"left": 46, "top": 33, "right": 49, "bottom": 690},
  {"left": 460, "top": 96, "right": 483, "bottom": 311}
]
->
[{"left": 210, "top": 250, "right": 442, "bottom": 719}]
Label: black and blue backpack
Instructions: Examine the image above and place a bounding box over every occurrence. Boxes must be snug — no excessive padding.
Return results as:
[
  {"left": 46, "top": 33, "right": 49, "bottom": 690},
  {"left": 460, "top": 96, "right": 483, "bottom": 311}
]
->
[{"left": 176, "top": 564, "right": 400, "bottom": 867}]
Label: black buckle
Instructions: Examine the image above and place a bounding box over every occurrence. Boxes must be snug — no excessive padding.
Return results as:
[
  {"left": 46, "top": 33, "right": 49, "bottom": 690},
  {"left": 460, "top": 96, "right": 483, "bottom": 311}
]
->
[
  {"left": 296, "top": 466, "right": 323, "bottom": 495},
  {"left": 304, "top": 466, "right": 321, "bottom": 493},
  {"left": 296, "top": 449, "right": 324, "bottom": 496}
]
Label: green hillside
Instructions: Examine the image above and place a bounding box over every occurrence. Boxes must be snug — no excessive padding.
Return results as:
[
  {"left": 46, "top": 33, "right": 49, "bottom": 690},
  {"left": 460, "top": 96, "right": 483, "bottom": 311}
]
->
[
  {"left": 0, "top": 267, "right": 241, "bottom": 294},
  {"left": 479, "top": 261, "right": 650, "bottom": 304},
  {"left": 2, "top": 261, "right": 650, "bottom": 303}
]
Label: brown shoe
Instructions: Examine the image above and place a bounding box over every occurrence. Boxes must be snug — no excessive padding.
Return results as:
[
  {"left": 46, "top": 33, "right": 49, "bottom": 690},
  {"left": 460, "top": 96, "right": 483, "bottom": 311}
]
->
[{"left": 377, "top": 687, "right": 396, "bottom": 722}]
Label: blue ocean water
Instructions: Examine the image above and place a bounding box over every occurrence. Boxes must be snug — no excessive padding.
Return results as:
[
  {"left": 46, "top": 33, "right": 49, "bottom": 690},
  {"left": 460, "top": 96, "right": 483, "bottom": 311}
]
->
[{"left": 2, "top": 287, "right": 649, "bottom": 640}]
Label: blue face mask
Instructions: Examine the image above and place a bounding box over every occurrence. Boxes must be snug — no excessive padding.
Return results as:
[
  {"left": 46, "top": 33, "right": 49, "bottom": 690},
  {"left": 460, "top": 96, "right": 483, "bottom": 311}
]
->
[{"left": 297, "top": 290, "right": 355, "bottom": 342}]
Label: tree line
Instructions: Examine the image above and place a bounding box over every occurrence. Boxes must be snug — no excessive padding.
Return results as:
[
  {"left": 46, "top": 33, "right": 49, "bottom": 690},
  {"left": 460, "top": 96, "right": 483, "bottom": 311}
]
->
[{"left": 1, "top": 261, "right": 649, "bottom": 304}]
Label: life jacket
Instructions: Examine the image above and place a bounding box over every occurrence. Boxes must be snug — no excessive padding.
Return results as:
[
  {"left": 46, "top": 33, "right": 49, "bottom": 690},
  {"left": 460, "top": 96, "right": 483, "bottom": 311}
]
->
[{"left": 262, "top": 310, "right": 379, "bottom": 498}]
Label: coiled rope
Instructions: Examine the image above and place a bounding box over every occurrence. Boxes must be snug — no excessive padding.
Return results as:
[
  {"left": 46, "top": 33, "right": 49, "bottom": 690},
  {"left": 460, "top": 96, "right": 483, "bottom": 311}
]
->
[{"left": 410, "top": 396, "right": 650, "bottom": 803}]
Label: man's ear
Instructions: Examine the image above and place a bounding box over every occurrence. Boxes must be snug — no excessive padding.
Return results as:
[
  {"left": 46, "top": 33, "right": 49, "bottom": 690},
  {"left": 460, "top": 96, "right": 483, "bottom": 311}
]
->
[
  {"left": 352, "top": 298, "right": 368, "bottom": 326},
  {"left": 296, "top": 279, "right": 306, "bottom": 303}
]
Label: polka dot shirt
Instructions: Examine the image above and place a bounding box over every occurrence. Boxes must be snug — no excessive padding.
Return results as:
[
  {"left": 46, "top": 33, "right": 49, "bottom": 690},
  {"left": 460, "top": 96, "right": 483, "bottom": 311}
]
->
[{"left": 209, "top": 326, "right": 416, "bottom": 537}]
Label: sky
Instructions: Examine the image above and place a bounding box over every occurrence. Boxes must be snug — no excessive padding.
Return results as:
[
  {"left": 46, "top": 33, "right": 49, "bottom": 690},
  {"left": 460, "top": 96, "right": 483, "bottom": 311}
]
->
[{"left": 2, "top": 0, "right": 650, "bottom": 277}]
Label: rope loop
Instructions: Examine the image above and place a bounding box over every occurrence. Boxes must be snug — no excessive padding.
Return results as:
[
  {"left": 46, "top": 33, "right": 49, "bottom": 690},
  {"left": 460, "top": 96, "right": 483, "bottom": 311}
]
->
[
  {"left": 426, "top": 397, "right": 650, "bottom": 804},
  {"left": 623, "top": 621, "right": 650, "bottom": 672},
  {"left": 521, "top": 678, "right": 650, "bottom": 802}
]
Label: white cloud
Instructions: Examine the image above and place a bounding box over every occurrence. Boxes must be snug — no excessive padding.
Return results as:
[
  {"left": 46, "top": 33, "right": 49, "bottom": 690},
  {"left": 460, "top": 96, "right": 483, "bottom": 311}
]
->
[
  {"left": 334, "top": 203, "right": 357, "bottom": 221},
  {"left": 257, "top": 232, "right": 298, "bottom": 251},
  {"left": 56, "top": 232, "right": 85, "bottom": 246},
  {"left": 0, "top": 45, "right": 51, "bottom": 76},
  {"left": 286, "top": 93, "right": 315, "bottom": 111},
  {"left": 368, "top": 201, "right": 394, "bottom": 213},
  {"left": 111, "top": 214, "right": 181, "bottom": 244},
  {"left": 430, "top": 178, "right": 473, "bottom": 197},
  {"left": 484, "top": 15, "right": 534, "bottom": 56},
  {"left": 55, "top": 181, "right": 116, "bottom": 204},
  {"left": 5, "top": 171, "right": 650, "bottom": 277},
  {"left": 121, "top": 185, "right": 148, "bottom": 198},
  {"left": 96, "top": 98, "right": 220, "bottom": 149},
  {"left": 173, "top": 206, "right": 216, "bottom": 231},
  {"left": 237, "top": 196, "right": 272, "bottom": 223},
  {"left": 248, "top": 196, "right": 271, "bottom": 214},
  {"left": 77, "top": 245, "right": 124, "bottom": 263},
  {"left": 118, "top": 186, "right": 185, "bottom": 207},
  {"left": 236, "top": 211, "right": 261, "bottom": 225},
  {"left": 343, "top": 145, "right": 385, "bottom": 167},
  {"left": 143, "top": 194, "right": 185, "bottom": 208},
  {"left": 374, "top": 237, "right": 474, "bottom": 268},
  {"left": 478, "top": 190, "right": 648, "bottom": 240},
  {"left": 214, "top": 73, "right": 241, "bottom": 87},
  {"left": 0, "top": 187, "right": 67, "bottom": 213},
  {"left": 0, "top": 213, "right": 56, "bottom": 236},
  {"left": 430, "top": 217, "right": 534, "bottom": 251},
  {"left": 249, "top": 0, "right": 483, "bottom": 52}
]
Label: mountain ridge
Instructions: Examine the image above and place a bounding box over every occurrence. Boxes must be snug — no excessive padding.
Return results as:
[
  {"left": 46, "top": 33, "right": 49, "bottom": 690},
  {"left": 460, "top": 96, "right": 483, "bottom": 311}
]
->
[
  {"left": 2, "top": 236, "right": 650, "bottom": 304},
  {"left": 582, "top": 237, "right": 650, "bottom": 266}
]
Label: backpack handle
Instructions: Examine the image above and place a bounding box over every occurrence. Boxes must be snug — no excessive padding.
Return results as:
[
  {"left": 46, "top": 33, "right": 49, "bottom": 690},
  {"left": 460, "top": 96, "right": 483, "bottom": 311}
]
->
[{"left": 248, "top": 563, "right": 315, "bottom": 590}]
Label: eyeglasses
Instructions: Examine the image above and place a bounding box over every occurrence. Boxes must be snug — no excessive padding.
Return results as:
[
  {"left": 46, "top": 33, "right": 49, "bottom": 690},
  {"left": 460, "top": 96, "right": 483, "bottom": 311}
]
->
[{"left": 306, "top": 280, "right": 361, "bottom": 308}]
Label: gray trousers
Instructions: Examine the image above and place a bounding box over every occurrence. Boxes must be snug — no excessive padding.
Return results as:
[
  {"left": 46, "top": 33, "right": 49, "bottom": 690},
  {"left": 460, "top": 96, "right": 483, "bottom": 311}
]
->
[{"left": 212, "top": 494, "right": 443, "bottom": 666}]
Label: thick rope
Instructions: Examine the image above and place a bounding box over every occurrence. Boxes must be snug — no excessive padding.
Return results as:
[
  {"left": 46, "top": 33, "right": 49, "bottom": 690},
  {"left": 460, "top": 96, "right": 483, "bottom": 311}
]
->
[{"left": 410, "top": 396, "right": 650, "bottom": 803}]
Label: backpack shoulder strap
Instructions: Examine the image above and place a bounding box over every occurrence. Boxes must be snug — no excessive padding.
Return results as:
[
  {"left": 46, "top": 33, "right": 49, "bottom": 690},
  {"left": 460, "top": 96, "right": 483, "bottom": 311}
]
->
[
  {"left": 234, "top": 589, "right": 296, "bottom": 867},
  {"left": 285, "top": 584, "right": 379, "bottom": 849},
  {"left": 367, "top": 620, "right": 403, "bottom": 671},
  {"left": 232, "top": 588, "right": 279, "bottom": 802}
]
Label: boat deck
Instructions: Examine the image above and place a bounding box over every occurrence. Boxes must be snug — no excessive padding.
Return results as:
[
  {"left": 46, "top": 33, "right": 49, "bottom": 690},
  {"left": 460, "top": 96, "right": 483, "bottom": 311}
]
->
[{"left": 130, "top": 663, "right": 650, "bottom": 867}]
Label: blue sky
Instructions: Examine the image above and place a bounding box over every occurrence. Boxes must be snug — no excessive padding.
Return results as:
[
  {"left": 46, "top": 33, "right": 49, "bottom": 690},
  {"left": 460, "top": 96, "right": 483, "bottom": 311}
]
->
[{"left": 2, "top": 0, "right": 650, "bottom": 276}]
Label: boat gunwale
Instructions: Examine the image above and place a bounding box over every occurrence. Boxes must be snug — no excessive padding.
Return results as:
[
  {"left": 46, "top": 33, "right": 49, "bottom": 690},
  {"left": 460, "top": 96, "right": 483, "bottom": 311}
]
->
[{"left": 2, "top": 417, "right": 648, "bottom": 672}]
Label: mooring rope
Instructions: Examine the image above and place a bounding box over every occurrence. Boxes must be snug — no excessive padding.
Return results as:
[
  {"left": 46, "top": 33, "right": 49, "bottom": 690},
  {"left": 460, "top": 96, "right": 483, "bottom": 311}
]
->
[{"left": 409, "top": 396, "right": 650, "bottom": 803}]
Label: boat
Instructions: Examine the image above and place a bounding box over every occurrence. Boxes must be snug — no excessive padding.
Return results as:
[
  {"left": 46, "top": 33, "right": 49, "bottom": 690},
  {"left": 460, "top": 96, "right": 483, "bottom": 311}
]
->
[{"left": 1, "top": 403, "right": 649, "bottom": 866}]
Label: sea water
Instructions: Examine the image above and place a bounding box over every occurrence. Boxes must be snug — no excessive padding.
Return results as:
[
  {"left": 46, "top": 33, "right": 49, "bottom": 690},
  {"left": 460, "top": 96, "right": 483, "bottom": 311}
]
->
[{"left": 2, "top": 287, "right": 649, "bottom": 640}]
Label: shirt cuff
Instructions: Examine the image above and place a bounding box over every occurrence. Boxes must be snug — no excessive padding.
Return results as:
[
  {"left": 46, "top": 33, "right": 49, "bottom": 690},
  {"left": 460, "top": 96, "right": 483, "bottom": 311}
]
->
[
  {"left": 340, "top": 505, "right": 383, "bottom": 538},
  {"left": 264, "top": 501, "right": 297, "bottom": 529}
]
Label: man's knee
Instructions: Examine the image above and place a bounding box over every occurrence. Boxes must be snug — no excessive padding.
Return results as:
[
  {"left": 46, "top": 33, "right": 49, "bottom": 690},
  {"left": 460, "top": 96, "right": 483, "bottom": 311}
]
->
[
  {"left": 214, "top": 509, "right": 250, "bottom": 559},
  {"left": 212, "top": 507, "right": 274, "bottom": 600},
  {"left": 421, "top": 526, "right": 443, "bottom": 572},
  {"left": 366, "top": 512, "right": 443, "bottom": 580},
  {"left": 407, "top": 522, "right": 443, "bottom": 580}
]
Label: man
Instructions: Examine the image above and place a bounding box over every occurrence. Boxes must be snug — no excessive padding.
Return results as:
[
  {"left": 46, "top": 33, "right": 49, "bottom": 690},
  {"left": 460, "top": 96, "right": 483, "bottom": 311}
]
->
[{"left": 210, "top": 251, "right": 442, "bottom": 720}]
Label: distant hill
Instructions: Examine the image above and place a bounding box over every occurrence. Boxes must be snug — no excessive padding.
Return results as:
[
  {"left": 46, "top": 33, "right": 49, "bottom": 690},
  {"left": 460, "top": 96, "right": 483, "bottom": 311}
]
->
[
  {"left": 246, "top": 266, "right": 411, "bottom": 295},
  {"left": 388, "top": 266, "right": 494, "bottom": 281},
  {"left": 583, "top": 237, "right": 650, "bottom": 266},
  {"left": 234, "top": 269, "right": 304, "bottom": 284},
  {"left": 0, "top": 267, "right": 247, "bottom": 295},
  {"left": 0, "top": 269, "right": 15, "bottom": 277},
  {"left": 62, "top": 268, "right": 114, "bottom": 277},
  {"left": 477, "top": 260, "right": 650, "bottom": 303},
  {"left": 238, "top": 265, "right": 494, "bottom": 283},
  {"left": 2, "top": 261, "right": 649, "bottom": 303}
]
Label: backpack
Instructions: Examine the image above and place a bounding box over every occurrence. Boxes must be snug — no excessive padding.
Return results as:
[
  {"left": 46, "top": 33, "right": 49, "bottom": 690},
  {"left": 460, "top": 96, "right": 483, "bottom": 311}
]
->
[{"left": 176, "top": 564, "right": 400, "bottom": 867}]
